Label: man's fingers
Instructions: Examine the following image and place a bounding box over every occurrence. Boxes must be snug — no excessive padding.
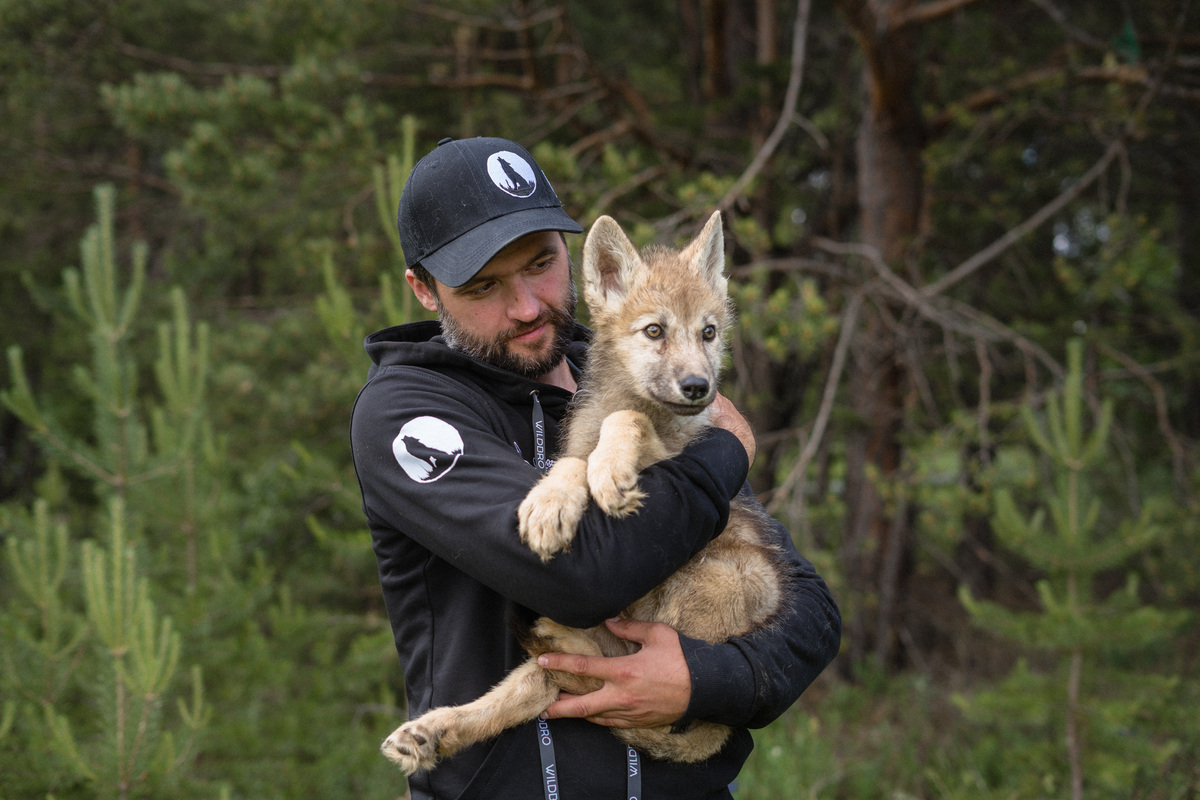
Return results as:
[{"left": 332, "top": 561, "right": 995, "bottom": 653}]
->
[
  {"left": 542, "top": 691, "right": 632, "bottom": 727},
  {"left": 709, "top": 392, "right": 756, "bottom": 466},
  {"left": 536, "top": 619, "right": 665, "bottom": 678},
  {"left": 543, "top": 692, "right": 599, "bottom": 722},
  {"left": 535, "top": 619, "right": 690, "bottom": 728},
  {"left": 604, "top": 616, "right": 662, "bottom": 644},
  {"left": 538, "top": 651, "right": 605, "bottom": 678}
]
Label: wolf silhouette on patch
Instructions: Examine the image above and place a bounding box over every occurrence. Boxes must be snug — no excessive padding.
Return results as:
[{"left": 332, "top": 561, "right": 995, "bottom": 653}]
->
[
  {"left": 486, "top": 151, "right": 537, "bottom": 198},
  {"left": 392, "top": 416, "right": 464, "bottom": 483}
]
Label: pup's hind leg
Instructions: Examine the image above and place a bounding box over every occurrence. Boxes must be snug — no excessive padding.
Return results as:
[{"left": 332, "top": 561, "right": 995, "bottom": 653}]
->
[
  {"left": 617, "top": 720, "right": 732, "bottom": 763},
  {"left": 382, "top": 659, "right": 559, "bottom": 774},
  {"left": 382, "top": 618, "right": 611, "bottom": 774}
]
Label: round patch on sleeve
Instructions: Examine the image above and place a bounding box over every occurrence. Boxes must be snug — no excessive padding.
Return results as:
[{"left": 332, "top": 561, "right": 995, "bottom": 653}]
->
[{"left": 392, "top": 416, "right": 465, "bottom": 483}]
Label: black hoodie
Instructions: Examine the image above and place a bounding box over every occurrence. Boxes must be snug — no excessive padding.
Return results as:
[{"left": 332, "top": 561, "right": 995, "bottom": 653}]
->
[{"left": 350, "top": 320, "right": 840, "bottom": 800}]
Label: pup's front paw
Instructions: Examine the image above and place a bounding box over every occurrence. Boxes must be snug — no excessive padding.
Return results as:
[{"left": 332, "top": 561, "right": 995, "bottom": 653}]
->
[
  {"left": 518, "top": 458, "right": 589, "bottom": 560},
  {"left": 381, "top": 717, "right": 443, "bottom": 774},
  {"left": 588, "top": 458, "right": 644, "bottom": 517}
]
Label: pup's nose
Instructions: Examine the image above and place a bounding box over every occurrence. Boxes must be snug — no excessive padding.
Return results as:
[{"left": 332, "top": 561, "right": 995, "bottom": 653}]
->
[{"left": 679, "top": 376, "right": 710, "bottom": 401}]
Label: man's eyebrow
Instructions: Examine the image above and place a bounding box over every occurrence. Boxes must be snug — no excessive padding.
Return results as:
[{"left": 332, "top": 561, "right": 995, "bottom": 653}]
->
[
  {"left": 452, "top": 275, "right": 487, "bottom": 294},
  {"left": 453, "top": 245, "right": 562, "bottom": 294},
  {"left": 525, "top": 245, "right": 562, "bottom": 265}
]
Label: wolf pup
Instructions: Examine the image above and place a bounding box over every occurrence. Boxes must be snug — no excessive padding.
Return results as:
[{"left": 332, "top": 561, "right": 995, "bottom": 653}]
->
[{"left": 381, "top": 211, "right": 786, "bottom": 773}]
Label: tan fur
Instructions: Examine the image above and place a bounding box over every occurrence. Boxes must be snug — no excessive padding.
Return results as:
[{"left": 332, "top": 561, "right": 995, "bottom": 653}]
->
[{"left": 382, "top": 211, "right": 785, "bottom": 773}]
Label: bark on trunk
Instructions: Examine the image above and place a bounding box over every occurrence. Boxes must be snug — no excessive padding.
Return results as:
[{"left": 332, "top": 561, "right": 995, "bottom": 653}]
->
[{"left": 835, "top": 0, "right": 926, "bottom": 667}]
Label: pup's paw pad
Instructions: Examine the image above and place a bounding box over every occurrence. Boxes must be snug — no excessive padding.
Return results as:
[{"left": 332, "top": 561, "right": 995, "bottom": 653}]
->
[
  {"left": 588, "top": 463, "right": 644, "bottom": 517},
  {"left": 381, "top": 719, "right": 441, "bottom": 774}
]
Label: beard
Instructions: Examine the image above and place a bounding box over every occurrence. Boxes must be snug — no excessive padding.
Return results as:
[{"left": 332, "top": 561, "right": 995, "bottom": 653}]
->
[{"left": 436, "top": 283, "right": 577, "bottom": 381}]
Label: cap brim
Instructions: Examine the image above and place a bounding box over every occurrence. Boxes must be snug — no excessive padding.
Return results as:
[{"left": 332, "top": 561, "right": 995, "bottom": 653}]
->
[{"left": 418, "top": 206, "right": 583, "bottom": 288}]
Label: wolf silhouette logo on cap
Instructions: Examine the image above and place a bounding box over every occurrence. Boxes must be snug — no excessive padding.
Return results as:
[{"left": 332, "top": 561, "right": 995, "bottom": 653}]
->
[
  {"left": 392, "top": 416, "right": 464, "bottom": 483},
  {"left": 486, "top": 151, "right": 537, "bottom": 198}
]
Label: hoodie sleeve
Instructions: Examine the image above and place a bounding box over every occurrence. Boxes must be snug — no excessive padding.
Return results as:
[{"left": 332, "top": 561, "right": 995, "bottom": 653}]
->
[
  {"left": 673, "top": 486, "right": 841, "bottom": 730},
  {"left": 351, "top": 365, "right": 750, "bottom": 629}
]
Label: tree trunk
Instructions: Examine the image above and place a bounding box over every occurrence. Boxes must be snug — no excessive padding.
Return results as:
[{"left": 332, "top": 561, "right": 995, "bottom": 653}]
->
[
  {"left": 701, "top": 0, "right": 731, "bottom": 101},
  {"left": 835, "top": 0, "right": 926, "bottom": 668},
  {"left": 677, "top": 0, "right": 705, "bottom": 105},
  {"left": 1172, "top": 109, "right": 1200, "bottom": 440}
]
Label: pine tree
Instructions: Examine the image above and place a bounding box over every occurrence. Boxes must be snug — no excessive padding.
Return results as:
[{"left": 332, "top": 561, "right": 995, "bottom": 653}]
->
[
  {"left": 315, "top": 114, "right": 419, "bottom": 366},
  {"left": 958, "top": 339, "right": 1189, "bottom": 799},
  {"left": 303, "top": 115, "right": 420, "bottom": 549},
  {"left": 1, "top": 185, "right": 210, "bottom": 798}
]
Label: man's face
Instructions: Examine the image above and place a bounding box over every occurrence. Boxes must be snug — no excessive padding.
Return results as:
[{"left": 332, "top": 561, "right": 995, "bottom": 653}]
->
[{"left": 409, "top": 231, "right": 576, "bottom": 380}]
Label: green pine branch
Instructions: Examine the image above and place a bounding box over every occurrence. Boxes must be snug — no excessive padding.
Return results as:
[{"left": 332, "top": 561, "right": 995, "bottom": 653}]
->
[
  {"left": 1, "top": 184, "right": 210, "bottom": 797},
  {"left": 960, "top": 338, "right": 1187, "bottom": 799}
]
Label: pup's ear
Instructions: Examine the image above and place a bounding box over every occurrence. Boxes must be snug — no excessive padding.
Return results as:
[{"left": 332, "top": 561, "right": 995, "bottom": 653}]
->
[
  {"left": 680, "top": 211, "right": 727, "bottom": 297},
  {"left": 582, "top": 215, "right": 643, "bottom": 314}
]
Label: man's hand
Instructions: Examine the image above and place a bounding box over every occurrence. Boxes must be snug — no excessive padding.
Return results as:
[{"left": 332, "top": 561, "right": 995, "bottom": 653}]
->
[
  {"left": 709, "top": 393, "right": 756, "bottom": 467},
  {"left": 537, "top": 618, "right": 691, "bottom": 729}
]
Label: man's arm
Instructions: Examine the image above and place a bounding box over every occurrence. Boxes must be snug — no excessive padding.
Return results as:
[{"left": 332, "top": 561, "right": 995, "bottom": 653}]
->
[
  {"left": 673, "top": 501, "right": 841, "bottom": 729},
  {"left": 351, "top": 367, "right": 751, "bottom": 626}
]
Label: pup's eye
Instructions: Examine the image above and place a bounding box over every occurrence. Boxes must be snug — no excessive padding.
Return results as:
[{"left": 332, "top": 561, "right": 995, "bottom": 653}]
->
[
  {"left": 644, "top": 324, "right": 664, "bottom": 340},
  {"left": 702, "top": 325, "right": 717, "bottom": 341}
]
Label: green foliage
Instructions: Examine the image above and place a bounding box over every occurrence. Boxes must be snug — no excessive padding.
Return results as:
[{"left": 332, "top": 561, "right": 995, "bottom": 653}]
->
[
  {"left": 731, "top": 269, "right": 839, "bottom": 362},
  {"left": 2, "top": 2, "right": 1198, "bottom": 797},
  {"left": 0, "top": 181, "right": 406, "bottom": 798},
  {"left": 3, "top": 186, "right": 197, "bottom": 499},
  {"left": 1, "top": 186, "right": 210, "bottom": 799},
  {"left": 737, "top": 668, "right": 1200, "bottom": 799},
  {"left": 736, "top": 712, "right": 838, "bottom": 799},
  {"left": 957, "top": 339, "right": 1190, "bottom": 798},
  {"left": 316, "top": 113, "right": 421, "bottom": 358},
  {"left": 45, "top": 498, "right": 206, "bottom": 797}
]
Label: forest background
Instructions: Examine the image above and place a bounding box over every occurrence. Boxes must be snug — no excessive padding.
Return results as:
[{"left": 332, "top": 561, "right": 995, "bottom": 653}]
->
[{"left": 1, "top": 0, "right": 1198, "bottom": 798}]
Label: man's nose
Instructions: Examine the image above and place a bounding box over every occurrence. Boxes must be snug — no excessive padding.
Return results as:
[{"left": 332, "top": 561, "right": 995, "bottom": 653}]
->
[{"left": 508, "top": 279, "right": 541, "bottom": 321}]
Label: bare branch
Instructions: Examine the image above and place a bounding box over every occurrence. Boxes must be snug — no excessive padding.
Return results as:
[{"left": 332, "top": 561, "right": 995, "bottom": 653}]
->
[
  {"left": 112, "top": 39, "right": 285, "bottom": 77},
  {"left": 1026, "top": 0, "right": 1109, "bottom": 51},
  {"left": 924, "top": 0, "right": 1194, "bottom": 297},
  {"left": 939, "top": 295, "right": 1063, "bottom": 380},
  {"left": 1098, "top": 343, "right": 1191, "bottom": 493},
  {"left": 591, "top": 166, "right": 669, "bottom": 216},
  {"left": 568, "top": 118, "right": 635, "bottom": 157},
  {"left": 1136, "top": 0, "right": 1197, "bottom": 119},
  {"left": 766, "top": 290, "right": 862, "bottom": 515},
  {"left": 895, "top": 0, "right": 985, "bottom": 29},
  {"left": 718, "top": 0, "right": 813, "bottom": 212},
  {"left": 921, "top": 136, "right": 1125, "bottom": 298},
  {"left": 522, "top": 88, "right": 606, "bottom": 143},
  {"left": 811, "top": 237, "right": 1063, "bottom": 377},
  {"left": 975, "top": 338, "right": 992, "bottom": 466}
]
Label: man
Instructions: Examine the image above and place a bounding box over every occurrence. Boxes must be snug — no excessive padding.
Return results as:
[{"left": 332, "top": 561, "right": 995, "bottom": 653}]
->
[{"left": 351, "top": 136, "right": 840, "bottom": 800}]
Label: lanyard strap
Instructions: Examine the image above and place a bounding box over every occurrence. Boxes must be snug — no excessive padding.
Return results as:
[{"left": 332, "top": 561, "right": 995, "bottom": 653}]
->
[
  {"left": 529, "top": 390, "right": 641, "bottom": 797},
  {"left": 536, "top": 719, "right": 559, "bottom": 800},
  {"left": 530, "top": 390, "right": 549, "bottom": 473},
  {"left": 626, "top": 743, "right": 642, "bottom": 800},
  {"left": 536, "top": 720, "right": 642, "bottom": 800}
]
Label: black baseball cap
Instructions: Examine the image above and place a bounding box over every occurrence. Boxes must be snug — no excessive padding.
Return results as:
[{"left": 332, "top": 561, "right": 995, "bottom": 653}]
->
[{"left": 397, "top": 137, "right": 582, "bottom": 287}]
